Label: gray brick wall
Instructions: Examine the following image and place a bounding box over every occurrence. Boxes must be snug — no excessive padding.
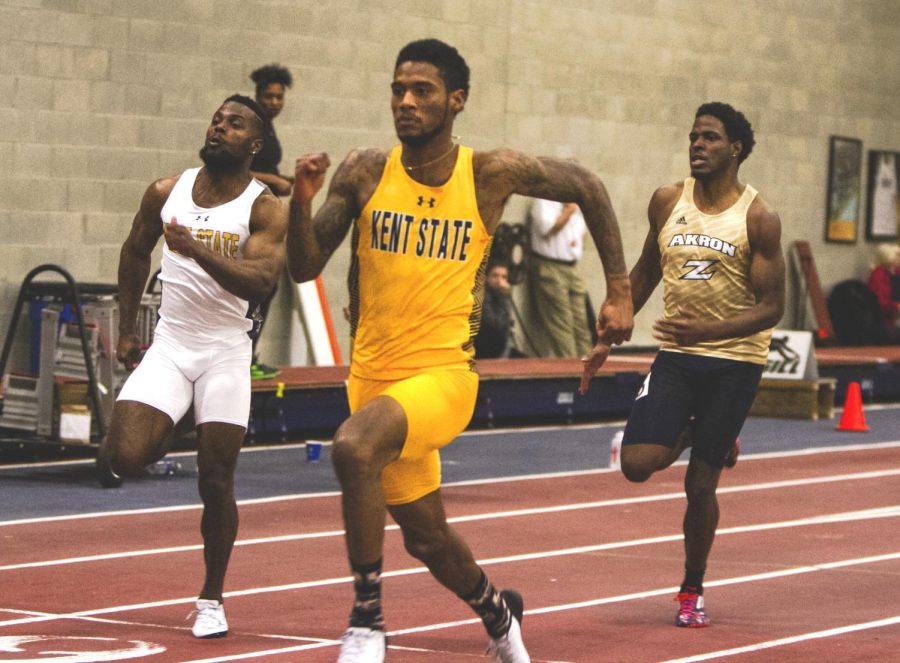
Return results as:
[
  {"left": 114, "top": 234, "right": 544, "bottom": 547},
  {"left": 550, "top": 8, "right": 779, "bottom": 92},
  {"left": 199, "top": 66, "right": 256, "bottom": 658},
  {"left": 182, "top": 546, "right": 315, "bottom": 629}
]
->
[{"left": 1, "top": 0, "right": 898, "bottom": 370}]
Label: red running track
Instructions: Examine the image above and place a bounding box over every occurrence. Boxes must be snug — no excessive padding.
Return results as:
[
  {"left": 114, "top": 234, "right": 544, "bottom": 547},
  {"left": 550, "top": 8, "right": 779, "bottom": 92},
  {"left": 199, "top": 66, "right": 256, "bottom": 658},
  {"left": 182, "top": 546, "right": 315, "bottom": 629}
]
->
[{"left": 1, "top": 444, "right": 899, "bottom": 662}]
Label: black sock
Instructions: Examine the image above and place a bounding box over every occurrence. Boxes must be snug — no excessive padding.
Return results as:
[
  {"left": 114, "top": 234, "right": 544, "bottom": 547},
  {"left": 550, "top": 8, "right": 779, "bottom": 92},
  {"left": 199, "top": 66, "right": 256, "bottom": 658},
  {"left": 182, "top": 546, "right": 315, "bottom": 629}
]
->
[
  {"left": 681, "top": 568, "right": 705, "bottom": 594},
  {"left": 349, "top": 559, "right": 384, "bottom": 631},
  {"left": 459, "top": 572, "right": 511, "bottom": 639}
]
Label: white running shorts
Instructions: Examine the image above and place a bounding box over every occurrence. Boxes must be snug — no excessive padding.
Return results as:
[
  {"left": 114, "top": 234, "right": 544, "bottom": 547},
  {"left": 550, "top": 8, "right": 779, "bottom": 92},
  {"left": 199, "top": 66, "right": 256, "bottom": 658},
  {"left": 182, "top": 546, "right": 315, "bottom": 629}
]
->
[{"left": 116, "top": 325, "right": 252, "bottom": 428}]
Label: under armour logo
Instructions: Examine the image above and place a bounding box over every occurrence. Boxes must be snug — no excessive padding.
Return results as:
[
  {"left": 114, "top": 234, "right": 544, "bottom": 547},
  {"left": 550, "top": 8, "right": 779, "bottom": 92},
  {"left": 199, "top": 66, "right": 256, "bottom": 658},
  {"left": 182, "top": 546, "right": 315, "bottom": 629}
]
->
[
  {"left": 675, "top": 216, "right": 687, "bottom": 225},
  {"left": 417, "top": 196, "right": 436, "bottom": 208}
]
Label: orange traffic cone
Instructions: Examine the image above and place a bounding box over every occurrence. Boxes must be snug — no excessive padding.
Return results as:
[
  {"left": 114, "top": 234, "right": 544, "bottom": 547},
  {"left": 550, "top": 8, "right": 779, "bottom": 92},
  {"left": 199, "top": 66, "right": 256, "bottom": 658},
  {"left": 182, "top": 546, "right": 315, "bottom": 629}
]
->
[{"left": 836, "top": 381, "right": 869, "bottom": 432}]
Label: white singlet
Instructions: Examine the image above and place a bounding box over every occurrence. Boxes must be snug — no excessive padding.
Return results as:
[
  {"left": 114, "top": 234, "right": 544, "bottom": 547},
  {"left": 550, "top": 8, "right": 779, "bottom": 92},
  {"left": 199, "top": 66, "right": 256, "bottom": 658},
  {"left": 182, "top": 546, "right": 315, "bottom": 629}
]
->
[
  {"left": 158, "top": 167, "right": 265, "bottom": 343},
  {"left": 116, "top": 168, "right": 265, "bottom": 427}
]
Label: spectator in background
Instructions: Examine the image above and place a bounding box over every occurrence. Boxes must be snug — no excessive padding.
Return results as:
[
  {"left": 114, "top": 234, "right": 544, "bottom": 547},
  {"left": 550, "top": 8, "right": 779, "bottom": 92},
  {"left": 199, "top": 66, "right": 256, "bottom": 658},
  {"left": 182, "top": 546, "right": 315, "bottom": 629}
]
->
[
  {"left": 248, "top": 64, "right": 294, "bottom": 378},
  {"left": 867, "top": 242, "right": 900, "bottom": 341},
  {"left": 475, "top": 261, "right": 525, "bottom": 359},
  {"left": 249, "top": 64, "right": 294, "bottom": 196},
  {"left": 528, "top": 198, "right": 593, "bottom": 358}
]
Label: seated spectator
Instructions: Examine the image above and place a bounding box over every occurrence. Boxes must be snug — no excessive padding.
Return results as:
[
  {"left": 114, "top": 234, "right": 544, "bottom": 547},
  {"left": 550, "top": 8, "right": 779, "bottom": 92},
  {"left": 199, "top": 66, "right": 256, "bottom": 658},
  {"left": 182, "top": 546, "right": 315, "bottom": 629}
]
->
[
  {"left": 475, "top": 261, "right": 526, "bottom": 359},
  {"left": 867, "top": 242, "right": 900, "bottom": 341}
]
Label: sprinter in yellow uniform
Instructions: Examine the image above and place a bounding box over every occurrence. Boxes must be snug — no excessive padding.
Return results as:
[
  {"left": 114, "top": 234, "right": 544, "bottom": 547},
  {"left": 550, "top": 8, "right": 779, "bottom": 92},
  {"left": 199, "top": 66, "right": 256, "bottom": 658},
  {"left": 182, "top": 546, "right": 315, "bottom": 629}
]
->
[
  {"left": 288, "top": 39, "right": 633, "bottom": 663},
  {"left": 582, "top": 102, "right": 785, "bottom": 629}
]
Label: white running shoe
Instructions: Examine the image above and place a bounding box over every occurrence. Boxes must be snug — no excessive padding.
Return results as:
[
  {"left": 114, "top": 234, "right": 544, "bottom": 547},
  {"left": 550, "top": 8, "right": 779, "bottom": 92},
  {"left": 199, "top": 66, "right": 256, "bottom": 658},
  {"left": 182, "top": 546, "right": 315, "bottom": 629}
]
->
[
  {"left": 191, "top": 599, "right": 228, "bottom": 638},
  {"left": 487, "top": 617, "right": 530, "bottom": 663},
  {"left": 487, "top": 590, "right": 530, "bottom": 663},
  {"left": 337, "top": 626, "right": 386, "bottom": 663}
]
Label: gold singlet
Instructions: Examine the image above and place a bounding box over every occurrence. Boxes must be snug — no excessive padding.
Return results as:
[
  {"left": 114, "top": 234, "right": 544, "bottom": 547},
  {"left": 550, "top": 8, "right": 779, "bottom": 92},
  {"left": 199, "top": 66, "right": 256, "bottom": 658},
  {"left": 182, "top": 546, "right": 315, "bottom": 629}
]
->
[
  {"left": 658, "top": 177, "right": 772, "bottom": 364},
  {"left": 349, "top": 145, "right": 491, "bottom": 380}
]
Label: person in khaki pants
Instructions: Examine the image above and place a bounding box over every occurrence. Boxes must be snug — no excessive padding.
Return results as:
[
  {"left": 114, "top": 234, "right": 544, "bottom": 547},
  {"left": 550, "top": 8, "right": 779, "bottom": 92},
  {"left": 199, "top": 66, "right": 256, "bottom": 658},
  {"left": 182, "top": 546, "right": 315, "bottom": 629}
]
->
[{"left": 528, "top": 198, "right": 593, "bottom": 357}]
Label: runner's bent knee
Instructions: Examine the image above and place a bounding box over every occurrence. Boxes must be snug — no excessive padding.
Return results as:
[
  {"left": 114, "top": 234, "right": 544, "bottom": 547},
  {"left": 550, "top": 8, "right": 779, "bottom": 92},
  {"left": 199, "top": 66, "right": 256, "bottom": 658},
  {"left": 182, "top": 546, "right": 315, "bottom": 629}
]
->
[
  {"left": 620, "top": 444, "right": 666, "bottom": 483},
  {"left": 106, "top": 401, "right": 173, "bottom": 476},
  {"left": 621, "top": 458, "right": 654, "bottom": 483},
  {"left": 331, "top": 421, "right": 393, "bottom": 478},
  {"left": 402, "top": 524, "right": 451, "bottom": 563}
]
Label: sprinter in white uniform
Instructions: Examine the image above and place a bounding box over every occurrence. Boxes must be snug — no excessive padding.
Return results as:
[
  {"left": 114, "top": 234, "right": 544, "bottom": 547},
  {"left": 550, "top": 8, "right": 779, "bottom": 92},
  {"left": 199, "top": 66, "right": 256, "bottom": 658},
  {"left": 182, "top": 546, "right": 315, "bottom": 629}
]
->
[{"left": 100, "top": 95, "right": 286, "bottom": 639}]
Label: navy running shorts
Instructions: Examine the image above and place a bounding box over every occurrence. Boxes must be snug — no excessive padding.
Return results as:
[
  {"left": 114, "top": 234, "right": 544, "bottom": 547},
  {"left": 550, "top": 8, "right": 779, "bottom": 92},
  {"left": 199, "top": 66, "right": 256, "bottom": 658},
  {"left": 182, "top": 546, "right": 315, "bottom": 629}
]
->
[{"left": 622, "top": 350, "right": 764, "bottom": 468}]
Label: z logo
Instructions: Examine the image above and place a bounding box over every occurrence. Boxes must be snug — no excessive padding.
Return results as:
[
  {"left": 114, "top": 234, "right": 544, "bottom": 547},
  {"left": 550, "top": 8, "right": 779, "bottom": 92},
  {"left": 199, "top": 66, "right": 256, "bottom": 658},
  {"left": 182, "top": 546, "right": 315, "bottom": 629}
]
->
[
  {"left": 417, "top": 196, "right": 436, "bottom": 208},
  {"left": 680, "top": 259, "right": 718, "bottom": 280},
  {"left": 194, "top": 215, "right": 210, "bottom": 223}
]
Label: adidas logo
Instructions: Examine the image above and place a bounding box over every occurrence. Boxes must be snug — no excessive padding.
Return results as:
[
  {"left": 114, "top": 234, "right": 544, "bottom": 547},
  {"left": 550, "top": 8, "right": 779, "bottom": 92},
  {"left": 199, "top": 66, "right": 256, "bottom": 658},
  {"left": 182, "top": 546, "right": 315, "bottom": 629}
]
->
[{"left": 675, "top": 216, "right": 687, "bottom": 225}]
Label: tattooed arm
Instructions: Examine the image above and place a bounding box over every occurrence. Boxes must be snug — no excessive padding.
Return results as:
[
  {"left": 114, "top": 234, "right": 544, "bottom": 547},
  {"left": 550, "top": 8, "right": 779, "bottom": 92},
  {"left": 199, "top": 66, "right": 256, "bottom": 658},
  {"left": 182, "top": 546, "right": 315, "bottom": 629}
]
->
[
  {"left": 473, "top": 148, "right": 633, "bottom": 346},
  {"left": 580, "top": 184, "right": 674, "bottom": 394},
  {"left": 287, "top": 149, "right": 385, "bottom": 283}
]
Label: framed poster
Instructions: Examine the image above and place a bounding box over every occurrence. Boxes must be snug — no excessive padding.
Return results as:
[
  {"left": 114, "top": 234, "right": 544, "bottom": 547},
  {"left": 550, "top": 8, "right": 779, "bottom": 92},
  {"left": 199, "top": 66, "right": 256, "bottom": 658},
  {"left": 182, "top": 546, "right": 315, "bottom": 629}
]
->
[
  {"left": 825, "top": 135, "right": 862, "bottom": 243},
  {"left": 865, "top": 150, "right": 900, "bottom": 240}
]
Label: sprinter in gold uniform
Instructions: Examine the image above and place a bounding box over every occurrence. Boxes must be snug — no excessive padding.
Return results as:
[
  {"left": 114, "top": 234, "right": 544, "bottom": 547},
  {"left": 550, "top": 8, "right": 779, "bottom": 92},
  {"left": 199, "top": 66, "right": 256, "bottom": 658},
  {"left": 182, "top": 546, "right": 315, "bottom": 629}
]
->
[
  {"left": 288, "top": 39, "right": 633, "bottom": 663},
  {"left": 582, "top": 102, "right": 785, "bottom": 629}
]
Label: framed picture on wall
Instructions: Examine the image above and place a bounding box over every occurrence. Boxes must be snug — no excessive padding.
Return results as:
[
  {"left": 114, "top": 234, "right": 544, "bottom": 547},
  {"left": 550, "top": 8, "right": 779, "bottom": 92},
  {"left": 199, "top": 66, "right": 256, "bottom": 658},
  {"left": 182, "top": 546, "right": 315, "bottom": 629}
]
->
[
  {"left": 825, "top": 135, "right": 863, "bottom": 243},
  {"left": 865, "top": 150, "right": 900, "bottom": 240}
]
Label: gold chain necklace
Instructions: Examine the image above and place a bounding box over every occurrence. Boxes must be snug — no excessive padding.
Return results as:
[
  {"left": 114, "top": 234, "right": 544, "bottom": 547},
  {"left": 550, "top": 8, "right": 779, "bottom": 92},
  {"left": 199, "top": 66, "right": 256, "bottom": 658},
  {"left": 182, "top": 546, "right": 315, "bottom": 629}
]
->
[{"left": 403, "top": 143, "right": 457, "bottom": 172}]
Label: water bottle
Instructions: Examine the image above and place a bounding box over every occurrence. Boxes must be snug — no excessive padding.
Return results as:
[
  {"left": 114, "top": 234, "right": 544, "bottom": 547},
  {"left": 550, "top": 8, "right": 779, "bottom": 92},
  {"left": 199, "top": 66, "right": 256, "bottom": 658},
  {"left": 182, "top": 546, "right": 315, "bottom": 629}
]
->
[
  {"left": 609, "top": 430, "right": 623, "bottom": 471},
  {"left": 146, "top": 459, "right": 181, "bottom": 476}
]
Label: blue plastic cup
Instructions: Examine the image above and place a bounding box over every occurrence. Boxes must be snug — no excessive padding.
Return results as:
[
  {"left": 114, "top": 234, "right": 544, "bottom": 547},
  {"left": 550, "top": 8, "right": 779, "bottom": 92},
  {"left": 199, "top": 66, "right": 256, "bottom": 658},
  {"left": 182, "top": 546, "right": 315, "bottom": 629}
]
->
[{"left": 306, "top": 441, "right": 322, "bottom": 462}]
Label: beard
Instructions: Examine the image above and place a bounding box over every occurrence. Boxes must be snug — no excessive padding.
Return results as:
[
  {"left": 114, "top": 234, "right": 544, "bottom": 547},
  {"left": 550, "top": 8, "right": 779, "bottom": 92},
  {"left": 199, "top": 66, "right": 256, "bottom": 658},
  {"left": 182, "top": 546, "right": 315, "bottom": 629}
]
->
[
  {"left": 399, "top": 124, "right": 443, "bottom": 147},
  {"left": 690, "top": 168, "right": 709, "bottom": 181},
  {"left": 397, "top": 104, "right": 450, "bottom": 147},
  {"left": 199, "top": 145, "right": 245, "bottom": 172}
]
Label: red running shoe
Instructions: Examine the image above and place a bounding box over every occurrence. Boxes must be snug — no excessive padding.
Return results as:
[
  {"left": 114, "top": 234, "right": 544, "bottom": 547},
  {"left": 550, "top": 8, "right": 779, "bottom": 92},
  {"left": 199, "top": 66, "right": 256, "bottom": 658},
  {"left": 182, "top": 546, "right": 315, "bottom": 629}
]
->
[
  {"left": 723, "top": 437, "right": 741, "bottom": 469},
  {"left": 675, "top": 589, "right": 710, "bottom": 628}
]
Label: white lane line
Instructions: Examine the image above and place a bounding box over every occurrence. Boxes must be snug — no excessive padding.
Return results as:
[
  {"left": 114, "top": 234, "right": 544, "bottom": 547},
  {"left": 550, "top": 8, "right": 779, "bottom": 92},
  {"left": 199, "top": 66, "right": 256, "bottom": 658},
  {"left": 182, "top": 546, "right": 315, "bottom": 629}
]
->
[
  {"left": 0, "top": 529, "right": 346, "bottom": 572},
  {"left": 384, "top": 551, "right": 900, "bottom": 635},
  {"left": 0, "top": 422, "right": 614, "bottom": 473},
  {"left": 180, "top": 640, "right": 337, "bottom": 662},
  {"left": 182, "top": 637, "right": 576, "bottom": 663},
  {"left": 2, "top": 439, "right": 899, "bottom": 527},
  {"left": 0, "top": 491, "right": 343, "bottom": 527},
  {"left": 660, "top": 614, "right": 900, "bottom": 662},
  {"left": 0, "top": 608, "right": 332, "bottom": 646},
  {"left": 522, "top": 551, "right": 900, "bottom": 618},
  {"left": 157, "top": 552, "right": 900, "bottom": 663},
  {"left": 4, "top": 469, "right": 900, "bottom": 572},
  {"left": 744, "top": 439, "right": 900, "bottom": 460},
  {"left": 2, "top": 408, "right": 896, "bottom": 474},
  {"left": 2, "top": 508, "right": 899, "bottom": 629}
]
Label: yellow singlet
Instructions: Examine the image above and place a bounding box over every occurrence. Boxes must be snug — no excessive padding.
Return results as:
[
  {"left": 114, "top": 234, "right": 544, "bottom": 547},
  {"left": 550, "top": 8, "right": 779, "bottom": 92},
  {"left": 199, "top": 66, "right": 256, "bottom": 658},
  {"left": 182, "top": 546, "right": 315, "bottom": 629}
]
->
[
  {"left": 349, "top": 145, "right": 491, "bottom": 380},
  {"left": 658, "top": 177, "right": 772, "bottom": 365}
]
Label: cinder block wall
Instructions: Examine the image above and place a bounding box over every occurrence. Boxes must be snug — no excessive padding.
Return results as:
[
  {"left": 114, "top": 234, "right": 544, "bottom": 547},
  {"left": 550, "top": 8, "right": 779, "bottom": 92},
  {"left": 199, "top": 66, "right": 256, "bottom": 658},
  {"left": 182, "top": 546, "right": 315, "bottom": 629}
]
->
[{"left": 1, "top": 0, "right": 898, "bottom": 369}]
